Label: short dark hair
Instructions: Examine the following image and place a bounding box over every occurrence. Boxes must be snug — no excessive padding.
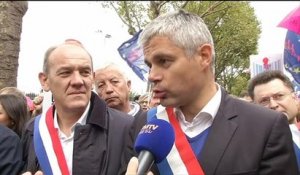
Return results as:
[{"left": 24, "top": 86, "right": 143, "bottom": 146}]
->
[{"left": 247, "top": 70, "right": 294, "bottom": 100}]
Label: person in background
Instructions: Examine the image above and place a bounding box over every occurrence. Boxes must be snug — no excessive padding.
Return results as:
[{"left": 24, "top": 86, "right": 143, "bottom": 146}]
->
[
  {"left": 133, "top": 94, "right": 141, "bottom": 103},
  {"left": 0, "top": 87, "right": 31, "bottom": 110},
  {"left": 149, "top": 94, "right": 160, "bottom": 108},
  {"left": 0, "top": 94, "right": 30, "bottom": 137},
  {"left": 0, "top": 124, "right": 24, "bottom": 175},
  {"left": 138, "top": 93, "right": 160, "bottom": 111},
  {"left": 248, "top": 70, "right": 300, "bottom": 172},
  {"left": 31, "top": 93, "right": 44, "bottom": 117},
  {"left": 0, "top": 87, "right": 26, "bottom": 100},
  {"left": 138, "top": 93, "right": 150, "bottom": 111},
  {"left": 238, "top": 89, "right": 252, "bottom": 102},
  {"left": 25, "top": 96, "right": 35, "bottom": 115},
  {"left": 94, "top": 63, "right": 145, "bottom": 118},
  {"left": 122, "top": 10, "right": 298, "bottom": 174},
  {"left": 21, "top": 39, "right": 133, "bottom": 175}
]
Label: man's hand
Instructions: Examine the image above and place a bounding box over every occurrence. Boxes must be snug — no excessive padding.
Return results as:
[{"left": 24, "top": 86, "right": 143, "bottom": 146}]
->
[
  {"left": 22, "top": 171, "right": 43, "bottom": 175},
  {"left": 125, "top": 157, "right": 153, "bottom": 175}
]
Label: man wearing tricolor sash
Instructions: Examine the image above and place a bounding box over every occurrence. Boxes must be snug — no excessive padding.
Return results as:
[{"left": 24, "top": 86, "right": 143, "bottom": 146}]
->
[
  {"left": 21, "top": 39, "right": 133, "bottom": 175},
  {"left": 122, "top": 10, "right": 298, "bottom": 175}
]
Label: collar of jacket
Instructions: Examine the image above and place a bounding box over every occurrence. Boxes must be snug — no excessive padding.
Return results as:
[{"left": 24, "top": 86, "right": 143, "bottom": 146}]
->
[{"left": 85, "top": 91, "right": 108, "bottom": 130}]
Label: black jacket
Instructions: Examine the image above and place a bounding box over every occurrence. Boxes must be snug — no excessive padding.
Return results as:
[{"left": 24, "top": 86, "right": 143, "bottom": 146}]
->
[
  {"left": 0, "top": 125, "right": 23, "bottom": 175},
  {"left": 119, "top": 88, "right": 299, "bottom": 175},
  {"left": 21, "top": 92, "right": 133, "bottom": 175}
]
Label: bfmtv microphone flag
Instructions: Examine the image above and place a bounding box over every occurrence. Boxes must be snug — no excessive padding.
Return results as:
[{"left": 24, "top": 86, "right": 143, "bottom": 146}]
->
[{"left": 118, "top": 30, "right": 149, "bottom": 81}]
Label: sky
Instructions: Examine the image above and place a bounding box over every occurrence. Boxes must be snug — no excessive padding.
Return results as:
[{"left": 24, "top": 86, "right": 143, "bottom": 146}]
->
[{"left": 17, "top": 1, "right": 300, "bottom": 94}]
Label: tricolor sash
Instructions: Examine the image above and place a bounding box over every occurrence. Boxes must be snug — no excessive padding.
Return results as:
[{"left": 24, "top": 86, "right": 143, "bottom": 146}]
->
[
  {"left": 34, "top": 106, "right": 70, "bottom": 175},
  {"left": 147, "top": 106, "right": 205, "bottom": 175}
]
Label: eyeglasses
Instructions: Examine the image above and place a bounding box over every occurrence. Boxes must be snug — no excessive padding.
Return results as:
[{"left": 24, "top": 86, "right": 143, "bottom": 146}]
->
[{"left": 257, "top": 92, "right": 294, "bottom": 106}]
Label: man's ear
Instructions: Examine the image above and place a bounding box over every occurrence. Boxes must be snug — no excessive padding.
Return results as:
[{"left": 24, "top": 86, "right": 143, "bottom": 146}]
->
[
  {"left": 38, "top": 72, "right": 50, "bottom": 92},
  {"left": 92, "top": 71, "right": 95, "bottom": 90},
  {"left": 196, "top": 44, "right": 213, "bottom": 68},
  {"left": 127, "top": 80, "right": 132, "bottom": 90}
]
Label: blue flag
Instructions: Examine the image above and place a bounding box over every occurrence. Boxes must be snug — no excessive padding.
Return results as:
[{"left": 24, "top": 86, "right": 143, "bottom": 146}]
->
[
  {"left": 284, "top": 30, "right": 300, "bottom": 84},
  {"left": 118, "top": 30, "right": 149, "bottom": 81}
]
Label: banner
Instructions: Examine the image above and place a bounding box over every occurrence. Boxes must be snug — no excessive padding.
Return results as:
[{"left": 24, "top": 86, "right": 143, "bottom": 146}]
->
[
  {"left": 118, "top": 30, "right": 149, "bottom": 81},
  {"left": 250, "top": 53, "right": 284, "bottom": 78}
]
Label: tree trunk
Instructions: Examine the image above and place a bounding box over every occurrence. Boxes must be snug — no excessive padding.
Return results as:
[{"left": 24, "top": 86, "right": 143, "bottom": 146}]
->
[{"left": 0, "top": 1, "right": 28, "bottom": 89}]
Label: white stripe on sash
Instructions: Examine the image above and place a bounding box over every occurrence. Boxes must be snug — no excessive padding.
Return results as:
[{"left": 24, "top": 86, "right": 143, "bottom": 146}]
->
[
  {"left": 155, "top": 106, "right": 189, "bottom": 174},
  {"left": 39, "top": 108, "right": 61, "bottom": 174},
  {"left": 290, "top": 124, "right": 300, "bottom": 148}
]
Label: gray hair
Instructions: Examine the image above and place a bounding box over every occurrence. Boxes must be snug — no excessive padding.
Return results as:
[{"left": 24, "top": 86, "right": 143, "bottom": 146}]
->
[
  {"left": 95, "top": 62, "right": 129, "bottom": 81},
  {"left": 43, "top": 46, "right": 57, "bottom": 74},
  {"left": 139, "top": 9, "right": 215, "bottom": 72}
]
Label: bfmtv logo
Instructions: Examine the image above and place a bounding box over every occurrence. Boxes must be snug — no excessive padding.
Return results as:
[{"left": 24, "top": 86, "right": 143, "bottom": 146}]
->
[{"left": 139, "top": 124, "right": 159, "bottom": 134}]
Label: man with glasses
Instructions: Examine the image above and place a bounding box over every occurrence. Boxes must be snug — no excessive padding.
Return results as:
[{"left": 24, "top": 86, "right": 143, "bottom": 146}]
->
[{"left": 248, "top": 70, "right": 300, "bottom": 172}]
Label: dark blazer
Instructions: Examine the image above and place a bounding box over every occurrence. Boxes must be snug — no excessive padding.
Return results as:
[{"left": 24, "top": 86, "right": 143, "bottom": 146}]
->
[
  {"left": 120, "top": 88, "right": 299, "bottom": 175},
  {"left": 21, "top": 92, "right": 133, "bottom": 175},
  {"left": 0, "top": 125, "right": 23, "bottom": 175}
]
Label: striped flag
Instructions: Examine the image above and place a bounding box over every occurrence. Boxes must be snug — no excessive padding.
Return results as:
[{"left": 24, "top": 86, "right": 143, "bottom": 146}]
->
[
  {"left": 118, "top": 30, "right": 149, "bottom": 81},
  {"left": 283, "top": 30, "right": 300, "bottom": 84}
]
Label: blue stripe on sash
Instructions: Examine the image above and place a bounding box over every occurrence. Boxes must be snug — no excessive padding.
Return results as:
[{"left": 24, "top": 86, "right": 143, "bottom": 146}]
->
[
  {"left": 147, "top": 107, "right": 157, "bottom": 121},
  {"left": 157, "top": 159, "right": 173, "bottom": 175},
  {"left": 34, "top": 115, "right": 53, "bottom": 175}
]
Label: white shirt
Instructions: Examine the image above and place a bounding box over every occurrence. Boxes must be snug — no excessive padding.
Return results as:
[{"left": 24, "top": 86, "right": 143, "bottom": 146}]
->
[
  {"left": 176, "top": 84, "right": 222, "bottom": 138},
  {"left": 128, "top": 101, "right": 141, "bottom": 117},
  {"left": 290, "top": 124, "right": 300, "bottom": 148},
  {"left": 53, "top": 102, "right": 90, "bottom": 175}
]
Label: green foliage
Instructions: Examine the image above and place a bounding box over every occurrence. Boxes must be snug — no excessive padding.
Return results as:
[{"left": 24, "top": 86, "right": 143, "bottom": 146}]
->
[
  {"left": 103, "top": 1, "right": 261, "bottom": 96},
  {"left": 102, "top": 1, "right": 150, "bottom": 35},
  {"left": 184, "top": 1, "right": 260, "bottom": 95}
]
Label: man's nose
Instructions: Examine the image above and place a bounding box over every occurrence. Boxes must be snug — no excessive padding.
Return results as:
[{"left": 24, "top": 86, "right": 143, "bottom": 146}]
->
[
  {"left": 71, "top": 72, "right": 84, "bottom": 85},
  {"left": 148, "top": 68, "right": 162, "bottom": 83},
  {"left": 269, "top": 98, "right": 279, "bottom": 110},
  {"left": 104, "top": 83, "right": 114, "bottom": 93}
]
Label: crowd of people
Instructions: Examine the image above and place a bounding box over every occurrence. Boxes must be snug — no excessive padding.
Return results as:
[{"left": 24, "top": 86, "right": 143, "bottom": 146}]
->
[{"left": 0, "top": 9, "right": 299, "bottom": 175}]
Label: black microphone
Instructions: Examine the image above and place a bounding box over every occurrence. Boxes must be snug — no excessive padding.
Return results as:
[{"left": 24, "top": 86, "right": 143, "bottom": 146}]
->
[{"left": 134, "top": 119, "right": 175, "bottom": 175}]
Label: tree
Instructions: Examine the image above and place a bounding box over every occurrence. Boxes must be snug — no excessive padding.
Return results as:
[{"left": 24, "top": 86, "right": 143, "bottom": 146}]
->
[
  {"left": 191, "top": 2, "right": 260, "bottom": 95},
  {"left": 103, "top": 1, "right": 261, "bottom": 95},
  {"left": 0, "top": 1, "right": 28, "bottom": 89}
]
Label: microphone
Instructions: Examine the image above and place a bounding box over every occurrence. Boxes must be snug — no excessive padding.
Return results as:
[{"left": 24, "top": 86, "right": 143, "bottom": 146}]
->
[{"left": 134, "top": 119, "right": 175, "bottom": 175}]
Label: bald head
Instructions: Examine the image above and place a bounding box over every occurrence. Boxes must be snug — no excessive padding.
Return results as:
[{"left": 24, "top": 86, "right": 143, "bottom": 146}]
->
[{"left": 43, "top": 39, "right": 93, "bottom": 74}]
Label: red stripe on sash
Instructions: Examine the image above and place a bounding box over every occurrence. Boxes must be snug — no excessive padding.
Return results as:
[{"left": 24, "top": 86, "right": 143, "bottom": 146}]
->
[
  {"left": 45, "top": 106, "right": 70, "bottom": 175},
  {"left": 166, "top": 107, "right": 205, "bottom": 175}
]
